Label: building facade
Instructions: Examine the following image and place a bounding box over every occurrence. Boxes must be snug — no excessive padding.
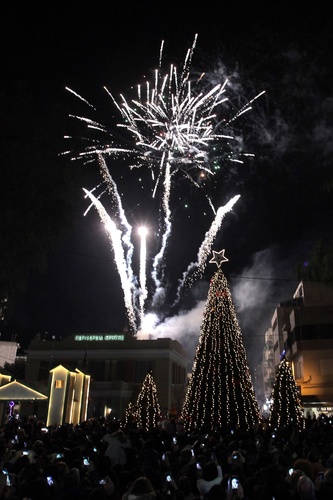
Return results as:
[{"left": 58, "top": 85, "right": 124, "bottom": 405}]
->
[
  {"left": 46, "top": 365, "right": 90, "bottom": 427},
  {"left": 264, "top": 281, "right": 333, "bottom": 416},
  {"left": 260, "top": 327, "right": 275, "bottom": 412},
  {"left": 26, "top": 334, "right": 189, "bottom": 420},
  {"left": 0, "top": 341, "right": 19, "bottom": 368}
]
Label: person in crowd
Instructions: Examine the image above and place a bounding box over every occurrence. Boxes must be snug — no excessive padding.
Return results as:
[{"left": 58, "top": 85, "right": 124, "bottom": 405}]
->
[
  {"left": 316, "top": 467, "right": 333, "bottom": 499},
  {"left": 196, "top": 461, "right": 223, "bottom": 499},
  {"left": 4, "top": 413, "right": 333, "bottom": 499},
  {"left": 174, "top": 448, "right": 195, "bottom": 482},
  {"left": 88, "top": 475, "right": 116, "bottom": 499},
  {"left": 297, "top": 475, "right": 316, "bottom": 500},
  {"left": 292, "top": 458, "right": 315, "bottom": 482},
  {"left": 103, "top": 430, "right": 131, "bottom": 469},
  {"left": 175, "top": 475, "right": 197, "bottom": 500},
  {"left": 138, "top": 438, "right": 162, "bottom": 490},
  {"left": 122, "top": 476, "right": 156, "bottom": 500}
]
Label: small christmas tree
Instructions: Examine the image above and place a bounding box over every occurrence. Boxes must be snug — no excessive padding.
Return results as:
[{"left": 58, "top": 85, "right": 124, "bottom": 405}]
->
[
  {"left": 268, "top": 354, "right": 304, "bottom": 429},
  {"left": 123, "top": 401, "right": 138, "bottom": 429},
  {"left": 135, "top": 369, "right": 162, "bottom": 431},
  {"left": 181, "top": 249, "right": 260, "bottom": 431}
]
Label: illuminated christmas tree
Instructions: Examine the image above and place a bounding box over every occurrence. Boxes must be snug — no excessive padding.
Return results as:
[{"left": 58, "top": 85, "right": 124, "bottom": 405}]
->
[
  {"left": 268, "top": 354, "right": 304, "bottom": 429},
  {"left": 135, "top": 369, "right": 162, "bottom": 431},
  {"left": 123, "top": 401, "right": 138, "bottom": 429},
  {"left": 181, "top": 249, "right": 261, "bottom": 431}
]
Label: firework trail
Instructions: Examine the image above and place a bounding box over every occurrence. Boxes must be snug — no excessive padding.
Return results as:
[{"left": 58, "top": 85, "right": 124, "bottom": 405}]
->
[
  {"left": 151, "top": 160, "right": 172, "bottom": 309},
  {"left": 83, "top": 188, "right": 137, "bottom": 333},
  {"left": 138, "top": 227, "right": 148, "bottom": 327},
  {"left": 174, "top": 194, "right": 240, "bottom": 305},
  {"left": 95, "top": 154, "right": 135, "bottom": 275},
  {"left": 66, "top": 35, "right": 264, "bottom": 334},
  {"left": 83, "top": 154, "right": 138, "bottom": 307}
]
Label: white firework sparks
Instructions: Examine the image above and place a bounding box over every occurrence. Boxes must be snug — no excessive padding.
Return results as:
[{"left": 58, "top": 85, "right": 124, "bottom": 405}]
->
[
  {"left": 138, "top": 226, "right": 148, "bottom": 327},
  {"left": 83, "top": 188, "right": 137, "bottom": 333},
  {"left": 65, "top": 35, "right": 264, "bottom": 334},
  {"left": 174, "top": 194, "right": 241, "bottom": 305}
]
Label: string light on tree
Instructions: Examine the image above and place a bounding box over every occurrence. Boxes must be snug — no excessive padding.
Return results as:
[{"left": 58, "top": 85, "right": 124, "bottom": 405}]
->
[
  {"left": 268, "top": 354, "right": 304, "bottom": 430},
  {"left": 181, "top": 249, "right": 261, "bottom": 431},
  {"left": 135, "top": 369, "right": 162, "bottom": 431},
  {"left": 123, "top": 402, "right": 138, "bottom": 430}
]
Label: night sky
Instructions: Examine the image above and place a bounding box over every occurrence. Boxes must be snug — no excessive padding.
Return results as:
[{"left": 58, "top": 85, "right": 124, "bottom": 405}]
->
[{"left": 1, "top": 2, "right": 333, "bottom": 369}]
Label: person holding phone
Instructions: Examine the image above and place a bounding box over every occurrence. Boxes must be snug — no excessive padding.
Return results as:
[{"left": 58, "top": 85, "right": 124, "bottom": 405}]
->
[
  {"left": 0, "top": 472, "right": 14, "bottom": 498},
  {"left": 174, "top": 448, "right": 196, "bottom": 482},
  {"left": 85, "top": 475, "right": 115, "bottom": 498},
  {"left": 196, "top": 461, "right": 223, "bottom": 499},
  {"left": 316, "top": 468, "right": 333, "bottom": 499},
  {"left": 226, "top": 475, "right": 245, "bottom": 499},
  {"left": 165, "top": 470, "right": 179, "bottom": 494}
]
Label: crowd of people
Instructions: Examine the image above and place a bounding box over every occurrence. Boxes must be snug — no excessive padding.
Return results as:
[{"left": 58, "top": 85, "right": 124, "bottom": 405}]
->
[{"left": 1, "top": 413, "right": 333, "bottom": 499}]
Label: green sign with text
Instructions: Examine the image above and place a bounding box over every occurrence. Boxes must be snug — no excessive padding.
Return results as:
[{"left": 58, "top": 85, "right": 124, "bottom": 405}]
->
[{"left": 74, "top": 334, "right": 125, "bottom": 341}]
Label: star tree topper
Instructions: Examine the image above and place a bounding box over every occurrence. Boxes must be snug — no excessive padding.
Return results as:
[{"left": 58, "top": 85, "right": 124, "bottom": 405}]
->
[{"left": 209, "top": 249, "right": 229, "bottom": 268}]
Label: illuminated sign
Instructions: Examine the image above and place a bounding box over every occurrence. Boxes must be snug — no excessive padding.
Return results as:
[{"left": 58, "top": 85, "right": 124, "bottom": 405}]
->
[{"left": 74, "top": 334, "right": 125, "bottom": 341}]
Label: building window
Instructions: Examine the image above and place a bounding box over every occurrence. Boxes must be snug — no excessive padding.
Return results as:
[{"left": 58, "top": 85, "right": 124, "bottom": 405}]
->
[
  {"left": 294, "top": 361, "right": 303, "bottom": 380},
  {"left": 320, "top": 359, "right": 333, "bottom": 375},
  {"left": 134, "top": 361, "right": 155, "bottom": 382},
  {"left": 116, "top": 360, "right": 126, "bottom": 380},
  {"left": 89, "top": 361, "right": 105, "bottom": 380},
  {"left": 115, "top": 359, "right": 135, "bottom": 381},
  {"left": 55, "top": 379, "right": 64, "bottom": 388},
  {"left": 172, "top": 363, "right": 186, "bottom": 384}
]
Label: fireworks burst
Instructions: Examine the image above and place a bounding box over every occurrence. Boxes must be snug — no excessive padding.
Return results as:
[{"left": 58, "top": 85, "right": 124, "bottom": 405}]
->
[{"left": 65, "top": 35, "right": 264, "bottom": 335}]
